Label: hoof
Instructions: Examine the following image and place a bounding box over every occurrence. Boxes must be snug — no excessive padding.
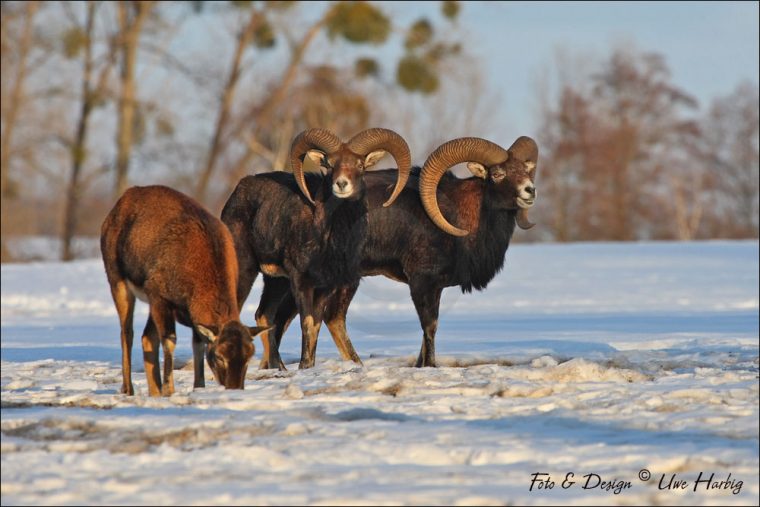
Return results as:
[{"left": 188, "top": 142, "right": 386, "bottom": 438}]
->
[{"left": 261, "top": 356, "right": 288, "bottom": 371}]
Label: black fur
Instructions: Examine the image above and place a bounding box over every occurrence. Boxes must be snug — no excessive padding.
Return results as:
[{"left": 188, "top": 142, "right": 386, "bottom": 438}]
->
[
  {"left": 221, "top": 170, "right": 369, "bottom": 368},
  {"left": 361, "top": 170, "right": 517, "bottom": 292},
  {"left": 267, "top": 168, "right": 521, "bottom": 368}
]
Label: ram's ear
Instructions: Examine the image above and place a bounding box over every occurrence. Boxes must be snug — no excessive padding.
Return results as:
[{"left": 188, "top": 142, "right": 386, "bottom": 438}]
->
[
  {"left": 196, "top": 325, "right": 219, "bottom": 343},
  {"left": 247, "top": 325, "right": 272, "bottom": 337},
  {"left": 364, "top": 150, "right": 387, "bottom": 169},
  {"left": 466, "top": 162, "right": 488, "bottom": 179},
  {"left": 304, "top": 150, "right": 328, "bottom": 175}
]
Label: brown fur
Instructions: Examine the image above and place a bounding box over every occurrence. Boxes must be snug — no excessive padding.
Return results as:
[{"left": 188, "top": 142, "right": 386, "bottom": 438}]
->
[
  {"left": 443, "top": 178, "right": 484, "bottom": 239},
  {"left": 100, "top": 185, "right": 266, "bottom": 396}
]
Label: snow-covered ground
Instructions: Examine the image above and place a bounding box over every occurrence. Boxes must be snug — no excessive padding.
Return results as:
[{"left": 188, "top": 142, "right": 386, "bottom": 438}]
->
[{"left": 1, "top": 241, "right": 758, "bottom": 505}]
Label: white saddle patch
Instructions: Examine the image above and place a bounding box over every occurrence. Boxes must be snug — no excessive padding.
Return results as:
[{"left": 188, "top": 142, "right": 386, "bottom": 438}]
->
[{"left": 126, "top": 280, "right": 149, "bottom": 303}]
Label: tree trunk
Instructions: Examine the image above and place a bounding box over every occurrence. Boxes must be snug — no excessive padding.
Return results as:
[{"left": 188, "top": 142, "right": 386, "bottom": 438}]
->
[
  {"left": 199, "top": 15, "right": 328, "bottom": 204},
  {"left": 1, "top": 1, "right": 39, "bottom": 198},
  {"left": 61, "top": 1, "right": 97, "bottom": 261},
  {"left": 194, "top": 11, "right": 261, "bottom": 203},
  {"left": 113, "top": 1, "right": 152, "bottom": 200}
]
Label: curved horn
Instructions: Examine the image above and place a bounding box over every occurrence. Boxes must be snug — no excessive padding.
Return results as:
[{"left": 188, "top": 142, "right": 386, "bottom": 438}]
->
[
  {"left": 347, "top": 128, "right": 412, "bottom": 207},
  {"left": 516, "top": 209, "right": 535, "bottom": 230},
  {"left": 508, "top": 136, "right": 539, "bottom": 231},
  {"left": 507, "top": 136, "right": 539, "bottom": 165},
  {"left": 419, "top": 137, "right": 508, "bottom": 236},
  {"left": 290, "top": 128, "right": 342, "bottom": 205}
]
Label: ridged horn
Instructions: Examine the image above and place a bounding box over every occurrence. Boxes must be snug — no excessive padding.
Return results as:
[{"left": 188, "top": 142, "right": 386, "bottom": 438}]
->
[
  {"left": 508, "top": 136, "right": 539, "bottom": 230},
  {"left": 507, "top": 136, "right": 538, "bottom": 165},
  {"left": 289, "top": 128, "right": 342, "bottom": 205},
  {"left": 419, "top": 137, "right": 509, "bottom": 236},
  {"left": 347, "top": 128, "right": 412, "bottom": 207},
  {"left": 516, "top": 209, "right": 535, "bottom": 230}
]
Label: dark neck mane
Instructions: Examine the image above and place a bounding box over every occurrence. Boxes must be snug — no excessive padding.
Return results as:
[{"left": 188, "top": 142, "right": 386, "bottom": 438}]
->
[
  {"left": 453, "top": 182, "right": 517, "bottom": 293},
  {"left": 308, "top": 178, "right": 368, "bottom": 286}
]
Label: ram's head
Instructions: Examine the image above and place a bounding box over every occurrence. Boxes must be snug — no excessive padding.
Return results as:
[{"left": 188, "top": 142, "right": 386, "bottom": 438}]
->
[
  {"left": 290, "top": 128, "right": 411, "bottom": 206},
  {"left": 419, "top": 136, "right": 539, "bottom": 236}
]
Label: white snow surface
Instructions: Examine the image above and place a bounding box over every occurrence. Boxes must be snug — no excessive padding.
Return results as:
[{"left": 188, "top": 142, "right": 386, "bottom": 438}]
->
[{"left": 1, "top": 240, "right": 758, "bottom": 505}]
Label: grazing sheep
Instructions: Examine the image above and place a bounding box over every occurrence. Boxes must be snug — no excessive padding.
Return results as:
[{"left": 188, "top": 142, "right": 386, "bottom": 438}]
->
[{"left": 101, "top": 185, "right": 269, "bottom": 396}]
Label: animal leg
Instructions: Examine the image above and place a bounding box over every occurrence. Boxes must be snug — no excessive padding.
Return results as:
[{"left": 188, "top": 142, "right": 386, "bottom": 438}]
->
[
  {"left": 110, "top": 280, "right": 136, "bottom": 395},
  {"left": 324, "top": 284, "right": 362, "bottom": 364},
  {"left": 141, "top": 315, "right": 162, "bottom": 396},
  {"left": 153, "top": 305, "right": 177, "bottom": 397},
  {"left": 268, "top": 291, "right": 297, "bottom": 370},
  {"left": 291, "top": 279, "right": 323, "bottom": 369},
  {"left": 255, "top": 276, "right": 289, "bottom": 370},
  {"left": 410, "top": 283, "right": 442, "bottom": 367},
  {"left": 191, "top": 329, "right": 206, "bottom": 388}
]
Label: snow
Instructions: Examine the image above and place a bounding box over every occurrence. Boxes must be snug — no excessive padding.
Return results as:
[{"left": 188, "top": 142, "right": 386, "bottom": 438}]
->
[
  {"left": 3, "top": 235, "right": 100, "bottom": 263},
  {"left": 1, "top": 240, "right": 758, "bottom": 505}
]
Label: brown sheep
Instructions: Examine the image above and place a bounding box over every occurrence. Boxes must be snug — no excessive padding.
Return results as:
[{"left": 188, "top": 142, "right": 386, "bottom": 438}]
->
[{"left": 100, "top": 185, "right": 268, "bottom": 396}]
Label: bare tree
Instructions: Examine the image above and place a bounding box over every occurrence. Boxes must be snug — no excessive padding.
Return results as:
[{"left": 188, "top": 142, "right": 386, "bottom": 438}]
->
[
  {"left": 193, "top": 6, "right": 264, "bottom": 202},
  {"left": 1, "top": 1, "right": 46, "bottom": 261},
  {"left": 113, "top": 0, "right": 155, "bottom": 199},
  {"left": 536, "top": 46, "right": 702, "bottom": 241},
  {"left": 195, "top": 2, "right": 342, "bottom": 203},
  {"left": 1, "top": 1, "right": 39, "bottom": 199},
  {"left": 538, "top": 86, "right": 594, "bottom": 241},
  {"left": 702, "top": 81, "right": 759, "bottom": 238},
  {"left": 591, "top": 50, "right": 700, "bottom": 240},
  {"left": 61, "top": 0, "right": 117, "bottom": 261}
]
